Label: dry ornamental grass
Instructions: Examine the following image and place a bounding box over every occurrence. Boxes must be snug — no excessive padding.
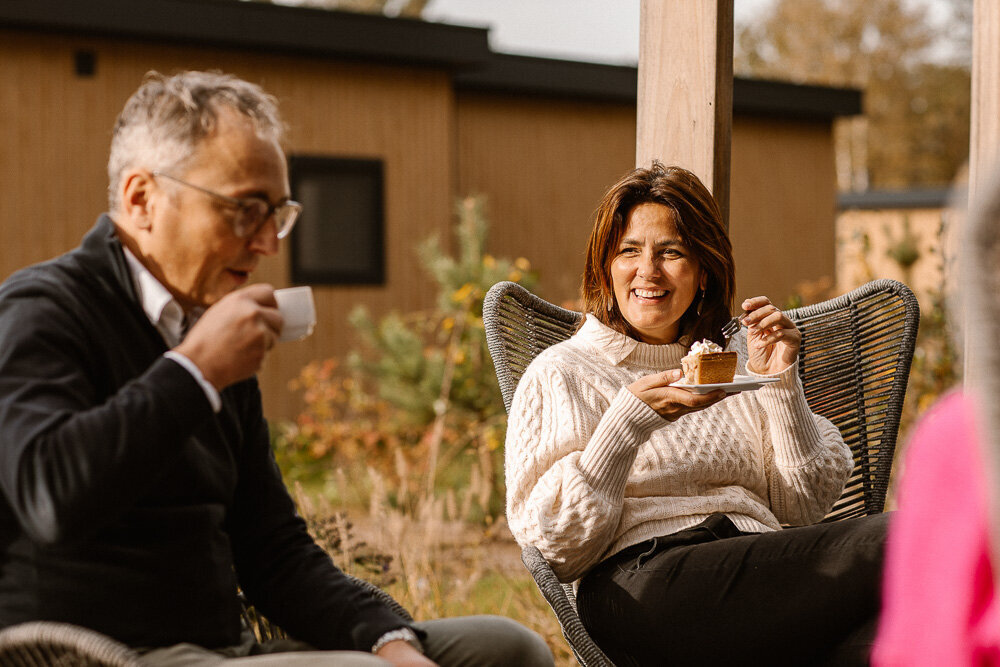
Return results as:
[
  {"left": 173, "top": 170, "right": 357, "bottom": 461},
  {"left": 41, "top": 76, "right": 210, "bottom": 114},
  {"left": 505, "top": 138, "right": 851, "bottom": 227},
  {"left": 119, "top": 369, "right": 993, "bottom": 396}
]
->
[{"left": 292, "top": 482, "right": 575, "bottom": 665}]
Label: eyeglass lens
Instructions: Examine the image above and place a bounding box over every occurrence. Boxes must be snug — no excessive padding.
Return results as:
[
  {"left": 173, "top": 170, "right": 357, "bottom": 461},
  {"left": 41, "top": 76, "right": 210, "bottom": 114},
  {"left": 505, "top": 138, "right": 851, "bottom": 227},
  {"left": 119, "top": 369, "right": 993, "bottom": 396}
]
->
[{"left": 235, "top": 201, "right": 301, "bottom": 240}]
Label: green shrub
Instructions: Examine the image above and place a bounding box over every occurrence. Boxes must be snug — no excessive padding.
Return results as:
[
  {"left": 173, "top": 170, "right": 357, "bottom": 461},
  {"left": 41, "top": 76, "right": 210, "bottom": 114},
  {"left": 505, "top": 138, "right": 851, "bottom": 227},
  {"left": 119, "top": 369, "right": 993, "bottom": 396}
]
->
[{"left": 274, "top": 196, "right": 536, "bottom": 523}]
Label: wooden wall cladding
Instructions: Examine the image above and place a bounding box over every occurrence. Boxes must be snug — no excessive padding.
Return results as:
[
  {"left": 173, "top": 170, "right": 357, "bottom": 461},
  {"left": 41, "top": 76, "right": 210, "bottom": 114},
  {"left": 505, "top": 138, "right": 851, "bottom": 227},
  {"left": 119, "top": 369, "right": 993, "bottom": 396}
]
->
[
  {"left": 0, "top": 30, "right": 454, "bottom": 419},
  {"left": 1, "top": 30, "right": 837, "bottom": 420}
]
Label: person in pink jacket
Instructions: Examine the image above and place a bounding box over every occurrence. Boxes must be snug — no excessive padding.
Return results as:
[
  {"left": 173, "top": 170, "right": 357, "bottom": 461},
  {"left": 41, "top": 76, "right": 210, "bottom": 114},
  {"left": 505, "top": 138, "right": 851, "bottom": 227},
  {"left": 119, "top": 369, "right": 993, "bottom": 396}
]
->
[{"left": 873, "top": 390, "right": 1000, "bottom": 666}]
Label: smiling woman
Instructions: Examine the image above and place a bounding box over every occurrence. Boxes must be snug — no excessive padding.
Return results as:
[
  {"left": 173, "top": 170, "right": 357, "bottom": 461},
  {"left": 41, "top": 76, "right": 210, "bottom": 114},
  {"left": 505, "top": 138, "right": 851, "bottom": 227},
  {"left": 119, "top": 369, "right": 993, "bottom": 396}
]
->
[
  {"left": 504, "top": 162, "right": 889, "bottom": 666},
  {"left": 609, "top": 202, "right": 702, "bottom": 344},
  {"left": 583, "top": 163, "right": 734, "bottom": 348}
]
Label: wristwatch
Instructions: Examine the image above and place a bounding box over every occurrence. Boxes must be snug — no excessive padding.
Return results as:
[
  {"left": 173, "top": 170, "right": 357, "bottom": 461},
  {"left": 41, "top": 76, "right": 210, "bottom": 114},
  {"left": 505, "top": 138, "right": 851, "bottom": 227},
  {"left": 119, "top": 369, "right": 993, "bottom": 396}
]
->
[{"left": 371, "top": 627, "right": 423, "bottom": 654}]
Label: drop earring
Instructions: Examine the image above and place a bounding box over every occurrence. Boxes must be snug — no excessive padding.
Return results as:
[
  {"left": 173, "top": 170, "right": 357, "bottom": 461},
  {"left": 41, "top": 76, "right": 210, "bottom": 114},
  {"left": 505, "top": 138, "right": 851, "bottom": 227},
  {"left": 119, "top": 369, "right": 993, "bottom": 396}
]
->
[
  {"left": 696, "top": 288, "right": 705, "bottom": 316},
  {"left": 606, "top": 297, "right": 614, "bottom": 312}
]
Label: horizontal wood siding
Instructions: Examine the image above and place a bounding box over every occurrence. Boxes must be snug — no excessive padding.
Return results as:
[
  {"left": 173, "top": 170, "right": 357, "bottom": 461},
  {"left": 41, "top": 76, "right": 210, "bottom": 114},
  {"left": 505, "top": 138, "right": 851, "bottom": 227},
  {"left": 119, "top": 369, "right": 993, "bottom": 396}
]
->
[
  {"left": 2, "top": 30, "right": 838, "bottom": 420},
  {"left": 0, "top": 30, "right": 454, "bottom": 419},
  {"left": 730, "top": 116, "right": 838, "bottom": 306},
  {"left": 455, "top": 93, "right": 636, "bottom": 306},
  {"left": 456, "top": 94, "right": 838, "bottom": 312}
]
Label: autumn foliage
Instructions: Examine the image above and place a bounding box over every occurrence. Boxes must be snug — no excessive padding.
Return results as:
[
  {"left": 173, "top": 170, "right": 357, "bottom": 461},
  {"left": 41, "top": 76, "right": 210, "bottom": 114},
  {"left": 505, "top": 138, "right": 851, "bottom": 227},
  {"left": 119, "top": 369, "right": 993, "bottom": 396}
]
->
[{"left": 274, "top": 196, "right": 536, "bottom": 522}]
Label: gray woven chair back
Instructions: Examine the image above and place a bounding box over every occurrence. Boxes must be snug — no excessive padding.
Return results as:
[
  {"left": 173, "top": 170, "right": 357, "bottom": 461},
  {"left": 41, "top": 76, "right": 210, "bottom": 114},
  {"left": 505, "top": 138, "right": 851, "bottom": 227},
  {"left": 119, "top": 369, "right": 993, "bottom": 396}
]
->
[
  {"left": 787, "top": 279, "right": 919, "bottom": 520},
  {"left": 483, "top": 278, "right": 919, "bottom": 666},
  {"left": 0, "top": 621, "right": 143, "bottom": 666}
]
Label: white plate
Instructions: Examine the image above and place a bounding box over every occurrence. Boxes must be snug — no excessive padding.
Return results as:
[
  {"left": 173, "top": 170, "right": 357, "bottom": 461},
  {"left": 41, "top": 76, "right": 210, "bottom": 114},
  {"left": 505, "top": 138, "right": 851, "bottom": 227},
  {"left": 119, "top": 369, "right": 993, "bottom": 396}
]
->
[{"left": 669, "top": 374, "right": 781, "bottom": 394}]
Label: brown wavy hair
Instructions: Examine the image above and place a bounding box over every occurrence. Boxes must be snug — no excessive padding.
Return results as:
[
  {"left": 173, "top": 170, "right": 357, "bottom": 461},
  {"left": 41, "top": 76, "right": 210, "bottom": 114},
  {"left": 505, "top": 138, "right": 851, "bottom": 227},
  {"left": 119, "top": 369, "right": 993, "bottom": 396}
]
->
[{"left": 581, "top": 162, "right": 735, "bottom": 347}]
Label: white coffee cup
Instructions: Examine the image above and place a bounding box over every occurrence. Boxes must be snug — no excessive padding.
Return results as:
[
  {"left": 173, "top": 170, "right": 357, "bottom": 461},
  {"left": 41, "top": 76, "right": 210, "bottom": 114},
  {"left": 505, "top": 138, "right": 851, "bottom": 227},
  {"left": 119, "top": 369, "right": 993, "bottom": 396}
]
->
[{"left": 274, "top": 286, "right": 316, "bottom": 342}]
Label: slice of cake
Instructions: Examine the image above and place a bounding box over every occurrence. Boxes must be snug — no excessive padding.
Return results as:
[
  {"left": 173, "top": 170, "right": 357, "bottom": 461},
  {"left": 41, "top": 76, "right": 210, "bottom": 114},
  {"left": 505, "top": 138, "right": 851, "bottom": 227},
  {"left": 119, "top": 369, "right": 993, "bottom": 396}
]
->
[{"left": 681, "top": 339, "right": 737, "bottom": 384}]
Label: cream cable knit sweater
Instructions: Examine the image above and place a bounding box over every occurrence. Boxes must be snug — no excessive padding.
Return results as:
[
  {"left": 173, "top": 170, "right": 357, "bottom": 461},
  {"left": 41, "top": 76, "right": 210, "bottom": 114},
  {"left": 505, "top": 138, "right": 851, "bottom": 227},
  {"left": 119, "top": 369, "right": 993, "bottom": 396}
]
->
[{"left": 505, "top": 314, "right": 853, "bottom": 583}]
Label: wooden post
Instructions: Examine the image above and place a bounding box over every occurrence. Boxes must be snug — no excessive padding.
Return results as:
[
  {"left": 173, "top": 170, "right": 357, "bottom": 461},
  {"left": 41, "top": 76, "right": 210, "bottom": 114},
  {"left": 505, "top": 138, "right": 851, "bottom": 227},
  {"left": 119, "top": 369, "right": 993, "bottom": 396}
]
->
[
  {"left": 970, "top": 0, "right": 1000, "bottom": 208},
  {"left": 966, "top": 0, "right": 1000, "bottom": 404},
  {"left": 636, "top": 0, "right": 734, "bottom": 227},
  {"left": 969, "top": 0, "right": 1000, "bottom": 588}
]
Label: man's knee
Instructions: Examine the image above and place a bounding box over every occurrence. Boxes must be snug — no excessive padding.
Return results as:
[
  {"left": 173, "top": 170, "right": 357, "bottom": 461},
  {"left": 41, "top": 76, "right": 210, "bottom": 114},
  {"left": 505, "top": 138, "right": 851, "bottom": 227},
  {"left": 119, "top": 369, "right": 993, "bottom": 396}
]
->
[
  {"left": 479, "top": 616, "right": 552, "bottom": 666},
  {"left": 418, "top": 615, "right": 553, "bottom": 667}
]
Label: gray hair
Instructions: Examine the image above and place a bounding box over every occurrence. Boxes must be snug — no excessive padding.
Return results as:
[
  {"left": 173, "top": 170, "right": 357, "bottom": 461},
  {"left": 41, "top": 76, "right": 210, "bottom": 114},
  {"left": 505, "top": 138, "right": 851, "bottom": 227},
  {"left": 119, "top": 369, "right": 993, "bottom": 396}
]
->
[{"left": 107, "top": 70, "right": 284, "bottom": 213}]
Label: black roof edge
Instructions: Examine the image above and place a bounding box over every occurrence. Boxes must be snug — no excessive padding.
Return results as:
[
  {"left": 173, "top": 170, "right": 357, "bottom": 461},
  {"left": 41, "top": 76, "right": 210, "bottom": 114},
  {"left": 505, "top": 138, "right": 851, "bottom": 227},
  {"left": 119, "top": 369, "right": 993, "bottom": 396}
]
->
[
  {"left": 455, "top": 53, "right": 862, "bottom": 119},
  {"left": 454, "top": 53, "right": 640, "bottom": 104},
  {"left": 0, "top": 0, "right": 861, "bottom": 117},
  {"left": 838, "top": 187, "right": 955, "bottom": 210},
  {"left": 0, "top": 0, "right": 492, "bottom": 70},
  {"left": 733, "top": 77, "right": 862, "bottom": 119}
]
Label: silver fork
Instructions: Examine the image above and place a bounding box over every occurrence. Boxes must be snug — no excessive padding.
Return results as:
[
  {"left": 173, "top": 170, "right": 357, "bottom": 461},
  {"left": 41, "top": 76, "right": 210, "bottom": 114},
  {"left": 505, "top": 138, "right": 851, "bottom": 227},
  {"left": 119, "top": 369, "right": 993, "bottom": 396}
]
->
[{"left": 721, "top": 316, "right": 743, "bottom": 341}]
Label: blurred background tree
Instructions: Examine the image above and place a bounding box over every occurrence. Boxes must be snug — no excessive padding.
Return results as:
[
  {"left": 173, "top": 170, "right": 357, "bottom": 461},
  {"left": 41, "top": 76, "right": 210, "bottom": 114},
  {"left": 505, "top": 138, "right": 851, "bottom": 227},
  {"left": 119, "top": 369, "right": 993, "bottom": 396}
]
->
[
  {"left": 250, "top": 0, "right": 973, "bottom": 193},
  {"left": 735, "top": 0, "right": 972, "bottom": 191}
]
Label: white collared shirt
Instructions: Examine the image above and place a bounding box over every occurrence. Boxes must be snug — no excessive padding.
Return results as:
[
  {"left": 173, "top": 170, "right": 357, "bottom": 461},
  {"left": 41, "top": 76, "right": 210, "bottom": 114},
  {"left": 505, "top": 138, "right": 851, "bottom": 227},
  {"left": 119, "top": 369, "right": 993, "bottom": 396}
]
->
[{"left": 122, "top": 248, "right": 222, "bottom": 413}]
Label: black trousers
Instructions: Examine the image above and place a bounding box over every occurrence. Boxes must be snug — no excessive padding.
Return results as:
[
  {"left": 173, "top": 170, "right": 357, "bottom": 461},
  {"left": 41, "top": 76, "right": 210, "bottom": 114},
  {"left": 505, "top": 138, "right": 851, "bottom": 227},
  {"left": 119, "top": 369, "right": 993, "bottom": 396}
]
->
[{"left": 577, "top": 513, "right": 889, "bottom": 667}]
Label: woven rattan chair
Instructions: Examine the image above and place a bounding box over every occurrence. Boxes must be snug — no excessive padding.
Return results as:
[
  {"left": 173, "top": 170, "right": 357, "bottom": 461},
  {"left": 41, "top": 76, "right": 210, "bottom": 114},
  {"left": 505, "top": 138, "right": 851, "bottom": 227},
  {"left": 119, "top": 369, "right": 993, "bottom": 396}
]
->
[
  {"left": 0, "top": 575, "right": 413, "bottom": 665},
  {"left": 0, "top": 621, "right": 144, "bottom": 666},
  {"left": 483, "top": 278, "right": 920, "bottom": 667}
]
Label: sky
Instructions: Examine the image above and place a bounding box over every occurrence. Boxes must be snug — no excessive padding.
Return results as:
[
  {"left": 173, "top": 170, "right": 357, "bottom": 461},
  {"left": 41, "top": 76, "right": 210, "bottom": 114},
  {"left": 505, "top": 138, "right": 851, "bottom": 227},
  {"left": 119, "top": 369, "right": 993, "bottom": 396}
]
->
[
  {"left": 421, "top": 0, "right": 962, "bottom": 67},
  {"left": 422, "top": 0, "right": 776, "bottom": 66}
]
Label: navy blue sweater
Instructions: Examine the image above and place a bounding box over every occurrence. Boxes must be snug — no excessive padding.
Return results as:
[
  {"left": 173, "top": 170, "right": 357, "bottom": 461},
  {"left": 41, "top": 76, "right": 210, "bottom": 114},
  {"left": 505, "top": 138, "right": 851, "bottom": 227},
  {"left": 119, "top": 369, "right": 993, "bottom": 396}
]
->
[{"left": 0, "top": 216, "right": 409, "bottom": 650}]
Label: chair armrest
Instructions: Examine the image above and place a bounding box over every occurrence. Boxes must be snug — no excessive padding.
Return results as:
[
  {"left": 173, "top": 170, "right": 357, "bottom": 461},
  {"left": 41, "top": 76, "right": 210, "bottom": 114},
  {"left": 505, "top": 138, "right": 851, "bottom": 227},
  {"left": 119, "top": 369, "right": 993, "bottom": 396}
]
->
[
  {"left": 0, "top": 621, "right": 143, "bottom": 666},
  {"left": 521, "top": 545, "right": 613, "bottom": 667}
]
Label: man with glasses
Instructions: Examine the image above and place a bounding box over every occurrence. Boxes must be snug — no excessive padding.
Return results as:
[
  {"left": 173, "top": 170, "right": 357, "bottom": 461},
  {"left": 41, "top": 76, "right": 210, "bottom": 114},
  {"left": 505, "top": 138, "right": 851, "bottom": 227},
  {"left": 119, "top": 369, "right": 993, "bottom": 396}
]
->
[{"left": 0, "top": 71, "right": 552, "bottom": 667}]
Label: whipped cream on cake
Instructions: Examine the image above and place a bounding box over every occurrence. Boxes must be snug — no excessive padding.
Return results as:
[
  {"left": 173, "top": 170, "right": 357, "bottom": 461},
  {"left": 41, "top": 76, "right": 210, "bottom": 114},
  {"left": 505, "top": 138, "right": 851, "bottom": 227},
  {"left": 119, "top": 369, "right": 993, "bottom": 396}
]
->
[{"left": 688, "top": 339, "right": 724, "bottom": 355}]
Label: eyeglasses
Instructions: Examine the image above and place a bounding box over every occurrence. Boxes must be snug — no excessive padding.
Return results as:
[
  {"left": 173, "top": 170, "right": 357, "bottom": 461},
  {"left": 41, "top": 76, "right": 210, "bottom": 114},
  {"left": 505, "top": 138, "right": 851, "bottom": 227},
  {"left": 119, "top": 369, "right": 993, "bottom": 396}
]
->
[{"left": 153, "top": 171, "right": 302, "bottom": 240}]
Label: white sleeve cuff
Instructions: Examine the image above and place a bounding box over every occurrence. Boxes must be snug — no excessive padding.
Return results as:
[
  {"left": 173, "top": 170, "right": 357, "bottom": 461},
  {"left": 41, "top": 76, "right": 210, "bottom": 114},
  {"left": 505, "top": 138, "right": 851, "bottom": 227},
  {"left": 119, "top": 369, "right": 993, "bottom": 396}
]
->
[
  {"left": 371, "top": 627, "right": 423, "bottom": 654},
  {"left": 164, "top": 351, "right": 222, "bottom": 413}
]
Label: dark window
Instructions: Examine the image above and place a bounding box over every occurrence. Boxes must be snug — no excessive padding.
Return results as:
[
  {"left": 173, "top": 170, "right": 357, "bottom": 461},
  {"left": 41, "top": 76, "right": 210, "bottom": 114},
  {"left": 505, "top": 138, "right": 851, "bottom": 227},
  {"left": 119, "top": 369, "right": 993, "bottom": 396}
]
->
[
  {"left": 74, "top": 50, "right": 96, "bottom": 77},
  {"left": 288, "top": 156, "right": 385, "bottom": 285}
]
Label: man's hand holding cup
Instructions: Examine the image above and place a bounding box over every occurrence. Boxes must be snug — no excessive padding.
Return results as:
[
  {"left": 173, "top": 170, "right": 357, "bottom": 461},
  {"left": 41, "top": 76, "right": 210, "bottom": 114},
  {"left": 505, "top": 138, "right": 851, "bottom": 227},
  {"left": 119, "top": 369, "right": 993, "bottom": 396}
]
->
[
  {"left": 177, "top": 284, "right": 317, "bottom": 391},
  {"left": 176, "top": 284, "right": 282, "bottom": 390}
]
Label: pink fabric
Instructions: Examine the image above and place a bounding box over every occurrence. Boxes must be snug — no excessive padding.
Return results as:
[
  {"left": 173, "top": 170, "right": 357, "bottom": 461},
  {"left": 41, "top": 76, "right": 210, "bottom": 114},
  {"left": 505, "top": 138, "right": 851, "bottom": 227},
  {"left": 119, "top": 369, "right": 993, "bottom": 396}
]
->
[{"left": 874, "top": 391, "right": 1000, "bottom": 666}]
